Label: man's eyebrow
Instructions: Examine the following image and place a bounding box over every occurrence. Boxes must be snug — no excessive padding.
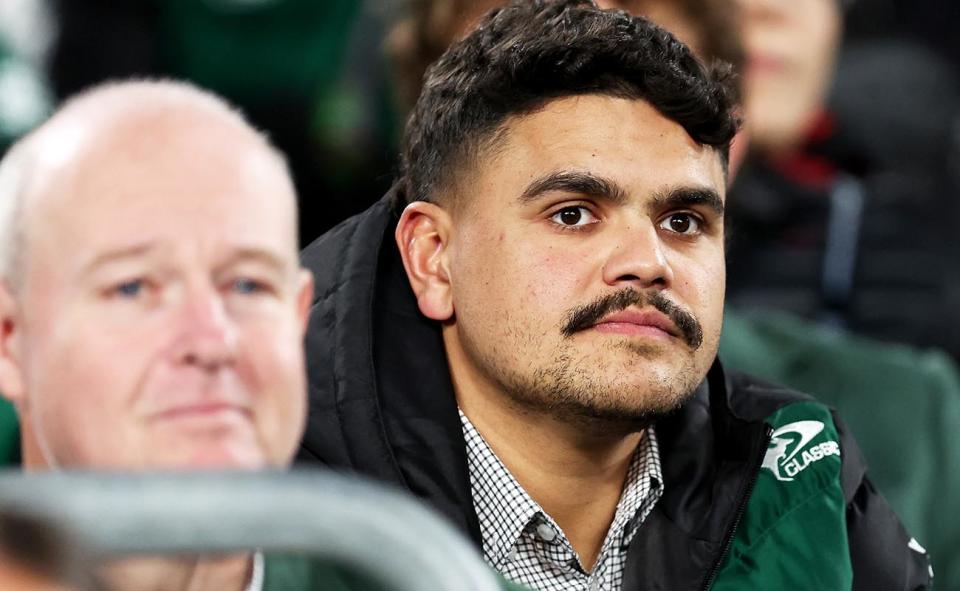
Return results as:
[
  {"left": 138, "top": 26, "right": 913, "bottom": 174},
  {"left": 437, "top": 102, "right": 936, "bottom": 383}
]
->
[
  {"left": 81, "top": 242, "right": 159, "bottom": 274},
  {"left": 81, "top": 244, "right": 292, "bottom": 275},
  {"left": 651, "top": 187, "right": 725, "bottom": 217},
  {"left": 218, "top": 247, "right": 290, "bottom": 274},
  {"left": 518, "top": 171, "right": 628, "bottom": 205}
]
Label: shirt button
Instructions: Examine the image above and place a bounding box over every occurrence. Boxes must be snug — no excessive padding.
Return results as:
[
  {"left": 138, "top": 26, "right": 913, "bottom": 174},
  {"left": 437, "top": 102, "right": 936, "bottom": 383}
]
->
[
  {"left": 589, "top": 578, "right": 602, "bottom": 591},
  {"left": 535, "top": 523, "right": 557, "bottom": 542}
]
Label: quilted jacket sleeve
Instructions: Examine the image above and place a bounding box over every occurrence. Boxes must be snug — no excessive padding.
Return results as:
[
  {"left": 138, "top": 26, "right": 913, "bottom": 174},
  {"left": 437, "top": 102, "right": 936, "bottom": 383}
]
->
[{"left": 836, "top": 412, "right": 933, "bottom": 590}]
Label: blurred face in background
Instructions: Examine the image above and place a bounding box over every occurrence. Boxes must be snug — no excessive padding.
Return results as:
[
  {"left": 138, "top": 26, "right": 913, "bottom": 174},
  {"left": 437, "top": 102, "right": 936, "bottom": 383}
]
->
[
  {"left": 597, "top": 1, "right": 703, "bottom": 55},
  {"left": 432, "top": 0, "right": 707, "bottom": 65},
  {"left": 445, "top": 0, "right": 506, "bottom": 39},
  {"left": 413, "top": 0, "right": 749, "bottom": 175},
  {"left": 737, "top": 0, "right": 842, "bottom": 152},
  {"left": 0, "top": 101, "right": 313, "bottom": 472}
]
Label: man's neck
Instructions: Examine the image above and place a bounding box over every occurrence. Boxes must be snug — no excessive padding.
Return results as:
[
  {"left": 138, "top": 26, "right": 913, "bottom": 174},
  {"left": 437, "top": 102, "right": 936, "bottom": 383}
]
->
[
  {"left": 100, "top": 554, "right": 252, "bottom": 591},
  {"left": 455, "top": 373, "right": 642, "bottom": 571}
]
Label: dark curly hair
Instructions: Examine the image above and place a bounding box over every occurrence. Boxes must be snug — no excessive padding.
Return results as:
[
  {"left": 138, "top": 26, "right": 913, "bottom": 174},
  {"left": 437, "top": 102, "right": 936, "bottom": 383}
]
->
[{"left": 399, "top": 0, "right": 740, "bottom": 205}]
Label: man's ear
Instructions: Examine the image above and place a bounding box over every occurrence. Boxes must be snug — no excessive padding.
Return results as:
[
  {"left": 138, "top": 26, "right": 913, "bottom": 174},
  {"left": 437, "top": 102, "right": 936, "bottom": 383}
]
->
[
  {"left": 294, "top": 269, "right": 315, "bottom": 337},
  {"left": 0, "top": 282, "right": 25, "bottom": 406},
  {"left": 395, "top": 201, "right": 455, "bottom": 321}
]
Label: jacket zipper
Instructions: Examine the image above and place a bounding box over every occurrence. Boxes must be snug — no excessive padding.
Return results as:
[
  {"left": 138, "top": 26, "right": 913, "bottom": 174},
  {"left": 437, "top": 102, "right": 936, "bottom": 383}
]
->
[{"left": 699, "top": 424, "right": 773, "bottom": 591}]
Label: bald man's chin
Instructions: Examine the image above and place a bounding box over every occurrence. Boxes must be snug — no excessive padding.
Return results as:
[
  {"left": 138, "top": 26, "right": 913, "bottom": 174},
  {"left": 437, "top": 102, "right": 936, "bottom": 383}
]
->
[{"left": 151, "top": 431, "right": 272, "bottom": 471}]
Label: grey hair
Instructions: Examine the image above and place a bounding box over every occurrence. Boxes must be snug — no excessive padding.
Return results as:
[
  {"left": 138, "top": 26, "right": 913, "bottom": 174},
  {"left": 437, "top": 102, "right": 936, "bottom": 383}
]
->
[{"left": 0, "top": 78, "right": 293, "bottom": 288}]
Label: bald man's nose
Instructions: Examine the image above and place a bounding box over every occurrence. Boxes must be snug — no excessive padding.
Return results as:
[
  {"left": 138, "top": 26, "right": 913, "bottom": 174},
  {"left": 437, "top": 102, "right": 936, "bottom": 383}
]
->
[{"left": 172, "top": 286, "right": 238, "bottom": 370}]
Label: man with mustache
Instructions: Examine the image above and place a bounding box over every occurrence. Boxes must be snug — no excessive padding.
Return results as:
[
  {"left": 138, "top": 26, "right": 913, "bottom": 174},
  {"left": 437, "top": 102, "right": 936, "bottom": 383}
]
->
[{"left": 300, "top": 1, "right": 930, "bottom": 589}]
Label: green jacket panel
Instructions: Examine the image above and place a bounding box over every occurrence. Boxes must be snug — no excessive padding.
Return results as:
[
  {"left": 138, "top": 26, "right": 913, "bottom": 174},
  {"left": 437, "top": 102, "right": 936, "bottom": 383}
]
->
[{"left": 712, "top": 401, "right": 852, "bottom": 590}]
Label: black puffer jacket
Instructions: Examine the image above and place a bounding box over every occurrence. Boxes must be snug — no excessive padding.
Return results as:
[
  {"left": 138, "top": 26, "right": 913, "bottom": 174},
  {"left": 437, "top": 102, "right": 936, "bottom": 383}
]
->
[{"left": 299, "top": 193, "right": 932, "bottom": 590}]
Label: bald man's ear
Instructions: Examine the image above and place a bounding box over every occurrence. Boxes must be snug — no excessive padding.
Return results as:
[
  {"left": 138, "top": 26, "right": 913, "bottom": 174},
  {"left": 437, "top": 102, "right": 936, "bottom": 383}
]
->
[
  {"left": 295, "top": 269, "right": 314, "bottom": 336},
  {"left": 395, "top": 202, "right": 455, "bottom": 321},
  {"left": 0, "top": 283, "right": 25, "bottom": 406}
]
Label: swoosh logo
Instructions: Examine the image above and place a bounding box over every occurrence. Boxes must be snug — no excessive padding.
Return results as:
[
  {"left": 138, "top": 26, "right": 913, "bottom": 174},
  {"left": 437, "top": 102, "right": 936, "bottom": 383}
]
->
[
  {"left": 762, "top": 420, "right": 829, "bottom": 482},
  {"left": 774, "top": 420, "right": 825, "bottom": 464}
]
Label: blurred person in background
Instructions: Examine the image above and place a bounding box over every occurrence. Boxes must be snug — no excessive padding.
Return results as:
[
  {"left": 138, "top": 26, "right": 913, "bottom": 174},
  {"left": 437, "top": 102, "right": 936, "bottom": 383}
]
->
[
  {"left": 300, "top": 1, "right": 930, "bottom": 588},
  {"left": 42, "top": 0, "right": 395, "bottom": 246},
  {"left": 844, "top": 0, "right": 960, "bottom": 74},
  {"left": 388, "top": 0, "right": 744, "bottom": 117},
  {"left": 0, "top": 10, "right": 55, "bottom": 464},
  {"left": 726, "top": 0, "right": 960, "bottom": 359},
  {"left": 0, "top": 0, "right": 54, "bottom": 155},
  {"left": 0, "top": 79, "right": 393, "bottom": 591}
]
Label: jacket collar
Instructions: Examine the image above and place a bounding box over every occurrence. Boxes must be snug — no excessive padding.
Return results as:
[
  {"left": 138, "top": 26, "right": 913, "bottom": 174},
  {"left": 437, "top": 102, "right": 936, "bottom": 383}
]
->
[{"left": 300, "top": 191, "right": 481, "bottom": 542}]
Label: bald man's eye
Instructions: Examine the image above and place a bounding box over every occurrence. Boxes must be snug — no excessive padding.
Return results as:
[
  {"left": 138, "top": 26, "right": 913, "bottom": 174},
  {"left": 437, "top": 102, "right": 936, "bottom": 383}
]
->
[
  {"left": 103, "top": 277, "right": 163, "bottom": 302},
  {"left": 232, "top": 278, "right": 267, "bottom": 295},
  {"left": 550, "top": 206, "right": 598, "bottom": 229},
  {"left": 112, "top": 279, "right": 146, "bottom": 298},
  {"left": 224, "top": 275, "right": 283, "bottom": 299}
]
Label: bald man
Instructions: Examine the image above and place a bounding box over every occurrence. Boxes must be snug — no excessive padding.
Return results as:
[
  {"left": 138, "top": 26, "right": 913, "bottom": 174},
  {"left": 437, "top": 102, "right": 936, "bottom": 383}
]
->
[{"left": 0, "top": 80, "right": 347, "bottom": 591}]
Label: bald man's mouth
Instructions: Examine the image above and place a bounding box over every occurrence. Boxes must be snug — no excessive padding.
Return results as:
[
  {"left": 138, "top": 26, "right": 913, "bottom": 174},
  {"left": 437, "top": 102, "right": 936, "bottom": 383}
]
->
[{"left": 148, "top": 399, "right": 254, "bottom": 428}]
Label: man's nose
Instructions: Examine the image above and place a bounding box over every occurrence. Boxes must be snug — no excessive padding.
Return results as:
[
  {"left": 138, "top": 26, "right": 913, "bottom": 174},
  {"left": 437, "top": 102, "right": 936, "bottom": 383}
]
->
[
  {"left": 600, "top": 221, "right": 674, "bottom": 289},
  {"left": 172, "top": 285, "right": 238, "bottom": 370}
]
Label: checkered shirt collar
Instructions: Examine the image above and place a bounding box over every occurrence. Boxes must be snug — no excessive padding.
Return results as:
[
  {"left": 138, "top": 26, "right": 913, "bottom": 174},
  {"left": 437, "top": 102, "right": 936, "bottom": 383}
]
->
[{"left": 459, "top": 410, "right": 663, "bottom": 571}]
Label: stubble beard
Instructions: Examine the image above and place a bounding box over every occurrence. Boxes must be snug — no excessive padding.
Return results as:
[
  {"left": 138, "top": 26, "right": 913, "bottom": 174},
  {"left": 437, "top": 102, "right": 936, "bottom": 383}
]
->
[{"left": 467, "top": 333, "right": 704, "bottom": 432}]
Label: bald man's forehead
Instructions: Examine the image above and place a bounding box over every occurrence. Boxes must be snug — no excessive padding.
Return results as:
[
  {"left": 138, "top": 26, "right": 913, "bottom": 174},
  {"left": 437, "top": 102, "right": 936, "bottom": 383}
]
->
[
  {"left": 17, "top": 104, "right": 298, "bottom": 291},
  {"left": 25, "top": 94, "right": 293, "bottom": 212},
  {"left": 24, "top": 80, "right": 288, "bottom": 192}
]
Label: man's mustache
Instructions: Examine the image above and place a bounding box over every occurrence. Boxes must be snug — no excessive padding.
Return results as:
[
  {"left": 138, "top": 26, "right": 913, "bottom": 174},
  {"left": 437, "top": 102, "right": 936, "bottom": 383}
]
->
[{"left": 561, "top": 288, "right": 704, "bottom": 348}]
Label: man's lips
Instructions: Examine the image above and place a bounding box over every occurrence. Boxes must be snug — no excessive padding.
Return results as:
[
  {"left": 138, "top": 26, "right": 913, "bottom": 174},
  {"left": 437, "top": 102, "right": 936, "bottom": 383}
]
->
[
  {"left": 589, "top": 309, "right": 680, "bottom": 338},
  {"left": 149, "top": 402, "right": 252, "bottom": 422}
]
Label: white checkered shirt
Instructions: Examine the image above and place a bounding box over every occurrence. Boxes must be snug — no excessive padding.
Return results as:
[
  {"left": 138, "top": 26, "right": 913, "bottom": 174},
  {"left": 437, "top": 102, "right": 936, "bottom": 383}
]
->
[{"left": 459, "top": 411, "right": 663, "bottom": 591}]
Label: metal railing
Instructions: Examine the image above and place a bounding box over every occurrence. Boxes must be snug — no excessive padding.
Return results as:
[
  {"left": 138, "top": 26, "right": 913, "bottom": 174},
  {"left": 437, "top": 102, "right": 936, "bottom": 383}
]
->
[{"left": 0, "top": 469, "right": 502, "bottom": 591}]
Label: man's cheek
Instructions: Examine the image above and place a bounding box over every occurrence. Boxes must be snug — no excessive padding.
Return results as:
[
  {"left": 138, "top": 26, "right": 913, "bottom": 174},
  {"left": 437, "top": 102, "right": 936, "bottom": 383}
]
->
[{"left": 238, "top": 327, "right": 304, "bottom": 383}]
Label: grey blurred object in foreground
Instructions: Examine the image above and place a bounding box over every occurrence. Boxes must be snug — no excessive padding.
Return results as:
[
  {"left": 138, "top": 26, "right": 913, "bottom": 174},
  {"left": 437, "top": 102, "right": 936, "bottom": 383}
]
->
[
  {"left": 0, "top": 507, "right": 98, "bottom": 590},
  {"left": 0, "top": 470, "right": 503, "bottom": 591}
]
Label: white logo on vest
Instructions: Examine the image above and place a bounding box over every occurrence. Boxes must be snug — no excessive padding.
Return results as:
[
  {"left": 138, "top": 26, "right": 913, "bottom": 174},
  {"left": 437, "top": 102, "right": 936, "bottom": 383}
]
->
[{"left": 762, "top": 420, "right": 840, "bottom": 482}]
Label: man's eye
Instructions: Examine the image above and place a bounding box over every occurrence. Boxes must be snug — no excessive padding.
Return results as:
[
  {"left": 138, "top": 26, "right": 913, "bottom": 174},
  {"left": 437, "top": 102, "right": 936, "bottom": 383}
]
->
[
  {"left": 550, "top": 206, "right": 597, "bottom": 228},
  {"left": 231, "top": 278, "right": 268, "bottom": 295},
  {"left": 113, "top": 279, "right": 146, "bottom": 298},
  {"left": 659, "top": 213, "right": 701, "bottom": 235}
]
